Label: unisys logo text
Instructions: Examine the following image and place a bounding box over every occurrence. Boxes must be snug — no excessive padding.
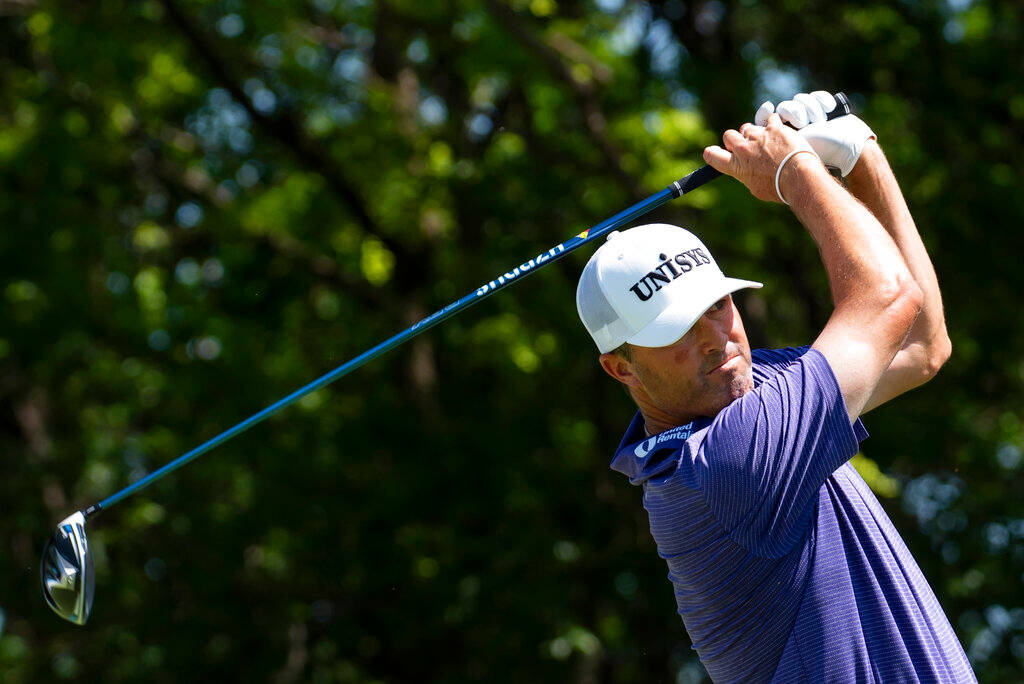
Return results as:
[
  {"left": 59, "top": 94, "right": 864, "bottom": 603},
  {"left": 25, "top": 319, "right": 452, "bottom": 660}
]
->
[{"left": 628, "top": 248, "right": 711, "bottom": 302}]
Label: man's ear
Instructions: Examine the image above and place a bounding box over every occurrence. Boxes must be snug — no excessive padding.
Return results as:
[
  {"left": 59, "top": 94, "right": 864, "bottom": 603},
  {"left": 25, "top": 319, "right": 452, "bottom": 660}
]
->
[{"left": 599, "top": 352, "right": 643, "bottom": 388}]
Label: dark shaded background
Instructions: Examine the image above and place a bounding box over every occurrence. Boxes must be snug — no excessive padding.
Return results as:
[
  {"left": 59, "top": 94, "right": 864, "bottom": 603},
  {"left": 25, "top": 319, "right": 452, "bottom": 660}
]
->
[{"left": 2, "top": 0, "right": 1022, "bottom": 681}]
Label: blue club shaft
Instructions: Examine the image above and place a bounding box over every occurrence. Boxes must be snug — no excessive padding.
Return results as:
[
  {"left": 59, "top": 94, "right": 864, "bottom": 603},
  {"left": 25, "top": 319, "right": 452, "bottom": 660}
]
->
[{"left": 94, "top": 165, "right": 719, "bottom": 514}]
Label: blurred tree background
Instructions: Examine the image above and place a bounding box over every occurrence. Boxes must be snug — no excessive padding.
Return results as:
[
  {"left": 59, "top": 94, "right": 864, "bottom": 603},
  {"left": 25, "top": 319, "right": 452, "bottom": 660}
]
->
[{"left": 1, "top": 0, "right": 1022, "bottom": 681}]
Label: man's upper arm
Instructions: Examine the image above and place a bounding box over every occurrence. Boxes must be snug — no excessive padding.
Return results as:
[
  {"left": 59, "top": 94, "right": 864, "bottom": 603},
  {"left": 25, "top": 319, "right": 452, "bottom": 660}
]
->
[{"left": 812, "top": 279, "right": 923, "bottom": 422}]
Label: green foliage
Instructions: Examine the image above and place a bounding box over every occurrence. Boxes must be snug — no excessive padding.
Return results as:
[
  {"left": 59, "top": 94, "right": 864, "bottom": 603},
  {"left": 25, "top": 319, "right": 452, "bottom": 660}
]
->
[{"left": 2, "top": 0, "right": 1023, "bottom": 681}]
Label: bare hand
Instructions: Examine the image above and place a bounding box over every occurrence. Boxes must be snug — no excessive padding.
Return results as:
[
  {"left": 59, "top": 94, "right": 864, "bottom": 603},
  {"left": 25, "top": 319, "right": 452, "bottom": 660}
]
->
[{"left": 703, "top": 114, "right": 819, "bottom": 203}]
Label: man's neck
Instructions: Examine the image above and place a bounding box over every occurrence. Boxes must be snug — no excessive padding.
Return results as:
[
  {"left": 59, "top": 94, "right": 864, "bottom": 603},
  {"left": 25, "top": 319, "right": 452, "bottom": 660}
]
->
[
  {"left": 630, "top": 389, "right": 699, "bottom": 437},
  {"left": 641, "top": 411, "right": 696, "bottom": 437}
]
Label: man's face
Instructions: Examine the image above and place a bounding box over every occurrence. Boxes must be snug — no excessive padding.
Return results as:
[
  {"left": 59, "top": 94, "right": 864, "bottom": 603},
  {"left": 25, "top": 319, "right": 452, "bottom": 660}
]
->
[{"left": 622, "top": 295, "right": 754, "bottom": 425}]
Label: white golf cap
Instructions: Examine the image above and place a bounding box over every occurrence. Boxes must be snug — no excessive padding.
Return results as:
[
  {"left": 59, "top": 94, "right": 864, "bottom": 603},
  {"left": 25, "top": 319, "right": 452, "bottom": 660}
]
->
[{"left": 576, "top": 223, "right": 762, "bottom": 353}]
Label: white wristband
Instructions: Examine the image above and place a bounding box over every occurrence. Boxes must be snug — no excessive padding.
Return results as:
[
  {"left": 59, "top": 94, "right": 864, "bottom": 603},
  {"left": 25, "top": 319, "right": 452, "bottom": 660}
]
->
[{"left": 774, "top": 149, "right": 819, "bottom": 205}]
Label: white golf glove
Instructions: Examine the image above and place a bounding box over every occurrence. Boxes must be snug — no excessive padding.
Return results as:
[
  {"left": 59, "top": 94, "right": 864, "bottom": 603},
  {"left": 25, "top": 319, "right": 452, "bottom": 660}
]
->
[{"left": 755, "top": 91, "right": 875, "bottom": 177}]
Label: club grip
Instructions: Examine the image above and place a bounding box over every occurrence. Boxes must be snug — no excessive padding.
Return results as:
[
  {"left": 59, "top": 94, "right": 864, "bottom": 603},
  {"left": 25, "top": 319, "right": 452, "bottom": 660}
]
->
[
  {"left": 669, "top": 164, "right": 721, "bottom": 197},
  {"left": 828, "top": 92, "right": 852, "bottom": 119},
  {"left": 668, "top": 92, "right": 852, "bottom": 198}
]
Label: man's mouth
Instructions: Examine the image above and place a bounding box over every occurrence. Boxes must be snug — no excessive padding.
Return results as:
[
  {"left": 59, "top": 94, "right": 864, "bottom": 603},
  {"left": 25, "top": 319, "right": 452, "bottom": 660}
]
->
[{"left": 707, "top": 354, "right": 740, "bottom": 375}]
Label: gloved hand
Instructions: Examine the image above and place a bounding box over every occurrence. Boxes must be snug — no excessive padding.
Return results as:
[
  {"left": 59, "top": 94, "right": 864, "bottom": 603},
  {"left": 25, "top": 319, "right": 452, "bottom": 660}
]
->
[{"left": 755, "top": 91, "right": 875, "bottom": 177}]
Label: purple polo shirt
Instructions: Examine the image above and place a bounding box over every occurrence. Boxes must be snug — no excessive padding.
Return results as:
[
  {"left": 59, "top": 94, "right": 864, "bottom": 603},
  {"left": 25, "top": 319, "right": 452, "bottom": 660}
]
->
[{"left": 611, "top": 347, "right": 974, "bottom": 682}]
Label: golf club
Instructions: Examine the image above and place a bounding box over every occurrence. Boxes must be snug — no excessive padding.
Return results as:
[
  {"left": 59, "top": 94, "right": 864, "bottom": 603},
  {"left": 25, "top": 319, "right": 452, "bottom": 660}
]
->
[{"left": 40, "top": 93, "right": 852, "bottom": 625}]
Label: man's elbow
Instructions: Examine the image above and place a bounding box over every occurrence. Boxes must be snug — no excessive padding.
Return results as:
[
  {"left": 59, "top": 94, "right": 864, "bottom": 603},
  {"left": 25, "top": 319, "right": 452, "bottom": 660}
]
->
[
  {"left": 902, "top": 327, "right": 951, "bottom": 389},
  {"left": 923, "top": 330, "right": 952, "bottom": 379},
  {"left": 891, "top": 275, "right": 924, "bottom": 335},
  {"left": 896, "top": 280, "right": 952, "bottom": 383}
]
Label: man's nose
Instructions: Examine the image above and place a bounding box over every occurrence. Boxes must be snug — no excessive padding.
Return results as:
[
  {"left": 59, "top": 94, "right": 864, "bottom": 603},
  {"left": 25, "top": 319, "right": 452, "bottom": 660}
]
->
[{"left": 696, "top": 315, "right": 730, "bottom": 355}]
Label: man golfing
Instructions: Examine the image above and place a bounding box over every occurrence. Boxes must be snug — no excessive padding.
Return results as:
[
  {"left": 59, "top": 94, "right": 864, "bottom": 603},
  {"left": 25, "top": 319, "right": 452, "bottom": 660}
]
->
[{"left": 577, "top": 91, "right": 974, "bottom": 681}]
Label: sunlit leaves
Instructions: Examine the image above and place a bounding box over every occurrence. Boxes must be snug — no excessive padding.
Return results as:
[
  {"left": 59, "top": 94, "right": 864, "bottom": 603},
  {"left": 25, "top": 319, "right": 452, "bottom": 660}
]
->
[
  {"left": 611, "top": 107, "right": 712, "bottom": 192},
  {"left": 850, "top": 453, "right": 901, "bottom": 498},
  {"left": 466, "top": 313, "right": 558, "bottom": 374},
  {"left": 131, "top": 222, "right": 171, "bottom": 251},
  {"left": 0, "top": 103, "right": 37, "bottom": 162},
  {"left": 358, "top": 237, "right": 394, "bottom": 286},
  {"left": 240, "top": 171, "right": 325, "bottom": 236},
  {"left": 137, "top": 51, "right": 200, "bottom": 107}
]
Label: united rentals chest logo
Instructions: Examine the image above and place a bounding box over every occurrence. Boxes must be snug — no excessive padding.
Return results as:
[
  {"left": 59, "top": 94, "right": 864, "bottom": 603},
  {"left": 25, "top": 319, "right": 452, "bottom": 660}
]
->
[
  {"left": 628, "top": 248, "right": 711, "bottom": 302},
  {"left": 633, "top": 422, "right": 695, "bottom": 459}
]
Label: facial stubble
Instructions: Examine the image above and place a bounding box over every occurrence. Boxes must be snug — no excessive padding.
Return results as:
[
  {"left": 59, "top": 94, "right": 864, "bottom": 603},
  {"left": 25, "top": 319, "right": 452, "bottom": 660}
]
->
[{"left": 633, "top": 350, "right": 755, "bottom": 423}]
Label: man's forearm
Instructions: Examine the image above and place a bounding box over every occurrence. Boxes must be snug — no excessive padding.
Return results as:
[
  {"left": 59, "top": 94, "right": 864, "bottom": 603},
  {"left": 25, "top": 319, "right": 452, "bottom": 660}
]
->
[
  {"left": 780, "top": 149, "right": 923, "bottom": 420},
  {"left": 780, "top": 153, "right": 913, "bottom": 310},
  {"left": 845, "top": 141, "right": 951, "bottom": 371}
]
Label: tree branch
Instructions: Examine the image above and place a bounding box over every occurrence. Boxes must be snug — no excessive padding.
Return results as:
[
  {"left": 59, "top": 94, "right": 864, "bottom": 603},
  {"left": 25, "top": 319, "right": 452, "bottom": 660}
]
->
[
  {"left": 125, "top": 122, "right": 390, "bottom": 309},
  {"left": 661, "top": 1, "right": 756, "bottom": 133},
  {"left": 156, "top": 0, "right": 413, "bottom": 269},
  {"left": 485, "top": 0, "right": 647, "bottom": 200}
]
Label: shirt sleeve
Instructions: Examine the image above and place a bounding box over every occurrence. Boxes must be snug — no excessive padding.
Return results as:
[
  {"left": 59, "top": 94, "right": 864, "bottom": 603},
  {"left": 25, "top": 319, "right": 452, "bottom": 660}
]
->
[
  {"left": 695, "top": 348, "right": 862, "bottom": 557},
  {"left": 750, "top": 345, "right": 809, "bottom": 377}
]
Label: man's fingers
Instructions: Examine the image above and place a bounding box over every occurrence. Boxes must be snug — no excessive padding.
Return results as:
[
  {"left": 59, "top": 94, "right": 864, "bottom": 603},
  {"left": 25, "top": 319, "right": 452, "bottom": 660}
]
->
[
  {"left": 722, "top": 128, "right": 745, "bottom": 150},
  {"left": 810, "top": 90, "right": 837, "bottom": 114},
  {"left": 754, "top": 101, "right": 774, "bottom": 127},
  {"left": 703, "top": 145, "right": 733, "bottom": 173},
  {"left": 794, "top": 93, "right": 826, "bottom": 123},
  {"left": 776, "top": 100, "right": 809, "bottom": 129}
]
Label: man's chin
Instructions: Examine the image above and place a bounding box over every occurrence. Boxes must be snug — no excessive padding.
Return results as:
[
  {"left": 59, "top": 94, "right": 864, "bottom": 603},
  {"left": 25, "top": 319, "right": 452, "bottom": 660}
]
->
[
  {"left": 705, "top": 387, "right": 747, "bottom": 418},
  {"left": 719, "top": 372, "right": 754, "bottom": 408}
]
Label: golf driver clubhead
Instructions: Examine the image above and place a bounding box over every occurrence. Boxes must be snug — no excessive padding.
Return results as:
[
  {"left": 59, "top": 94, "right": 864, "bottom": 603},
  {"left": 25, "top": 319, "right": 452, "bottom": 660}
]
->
[{"left": 41, "top": 511, "right": 95, "bottom": 625}]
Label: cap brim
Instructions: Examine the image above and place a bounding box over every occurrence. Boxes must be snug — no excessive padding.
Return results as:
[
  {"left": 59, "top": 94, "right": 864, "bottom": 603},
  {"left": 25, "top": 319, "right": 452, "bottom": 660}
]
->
[{"left": 626, "top": 276, "right": 762, "bottom": 349}]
